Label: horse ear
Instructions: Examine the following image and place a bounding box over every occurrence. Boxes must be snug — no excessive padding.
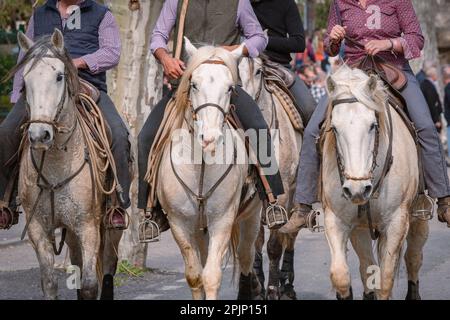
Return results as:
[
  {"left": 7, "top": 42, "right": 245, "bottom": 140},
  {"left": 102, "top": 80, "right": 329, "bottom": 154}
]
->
[
  {"left": 184, "top": 37, "right": 197, "bottom": 59},
  {"left": 366, "top": 74, "right": 378, "bottom": 93},
  {"left": 326, "top": 76, "right": 337, "bottom": 94},
  {"left": 51, "top": 28, "right": 65, "bottom": 53},
  {"left": 17, "top": 31, "right": 34, "bottom": 53},
  {"left": 231, "top": 44, "right": 245, "bottom": 61}
]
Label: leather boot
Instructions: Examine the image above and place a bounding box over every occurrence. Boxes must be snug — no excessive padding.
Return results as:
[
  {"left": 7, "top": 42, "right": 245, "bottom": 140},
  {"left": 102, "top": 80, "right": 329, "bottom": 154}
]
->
[
  {"left": 437, "top": 197, "right": 450, "bottom": 227},
  {"left": 279, "top": 203, "right": 314, "bottom": 234}
]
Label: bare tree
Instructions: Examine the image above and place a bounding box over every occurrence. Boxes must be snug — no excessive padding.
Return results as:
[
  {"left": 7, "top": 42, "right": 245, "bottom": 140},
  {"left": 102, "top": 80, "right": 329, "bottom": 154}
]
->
[{"left": 105, "top": 0, "right": 165, "bottom": 268}]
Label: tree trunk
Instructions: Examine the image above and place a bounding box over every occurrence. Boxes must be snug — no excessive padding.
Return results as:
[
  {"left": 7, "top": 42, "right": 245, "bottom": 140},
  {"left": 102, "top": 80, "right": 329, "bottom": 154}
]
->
[{"left": 105, "top": 0, "right": 165, "bottom": 268}]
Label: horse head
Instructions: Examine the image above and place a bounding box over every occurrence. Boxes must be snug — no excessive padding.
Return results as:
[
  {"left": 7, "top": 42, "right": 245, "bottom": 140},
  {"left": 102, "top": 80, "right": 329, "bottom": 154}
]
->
[
  {"left": 180, "top": 37, "right": 244, "bottom": 154},
  {"left": 17, "top": 29, "right": 78, "bottom": 150},
  {"left": 326, "top": 64, "right": 387, "bottom": 204}
]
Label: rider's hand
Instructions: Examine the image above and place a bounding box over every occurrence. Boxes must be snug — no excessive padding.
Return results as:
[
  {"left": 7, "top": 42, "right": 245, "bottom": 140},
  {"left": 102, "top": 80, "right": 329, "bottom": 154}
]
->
[
  {"left": 72, "top": 58, "right": 87, "bottom": 70},
  {"left": 329, "top": 25, "right": 346, "bottom": 43},
  {"left": 365, "top": 39, "right": 392, "bottom": 56},
  {"left": 161, "top": 55, "right": 185, "bottom": 80}
]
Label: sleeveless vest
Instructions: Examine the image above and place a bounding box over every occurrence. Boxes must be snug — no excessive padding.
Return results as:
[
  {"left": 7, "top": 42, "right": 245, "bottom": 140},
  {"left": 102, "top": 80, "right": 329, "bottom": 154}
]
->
[
  {"left": 33, "top": 0, "right": 108, "bottom": 92},
  {"left": 173, "top": 0, "right": 241, "bottom": 62}
]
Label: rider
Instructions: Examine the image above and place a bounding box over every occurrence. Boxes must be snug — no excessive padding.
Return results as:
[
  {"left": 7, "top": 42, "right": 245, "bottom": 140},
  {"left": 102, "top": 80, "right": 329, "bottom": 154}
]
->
[
  {"left": 138, "top": 0, "right": 286, "bottom": 240},
  {"left": 280, "top": 0, "right": 450, "bottom": 233},
  {"left": 0, "top": 0, "right": 131, "bottom": 230},
  {"left": 250, "top": 0, "right": 317, "bottom": 124}
]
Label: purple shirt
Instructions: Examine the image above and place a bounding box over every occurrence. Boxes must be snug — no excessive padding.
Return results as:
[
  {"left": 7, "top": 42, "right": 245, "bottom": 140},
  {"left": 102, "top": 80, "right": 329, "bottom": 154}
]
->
[
  {"left": 150, "top": 0, "right": 268, "bottom": 58},
  {"left": 325, "top": 0, "right": 424, "bottom": 67},
  {"left": 11, "top": 3, "right": 121, "bottom": 103}
]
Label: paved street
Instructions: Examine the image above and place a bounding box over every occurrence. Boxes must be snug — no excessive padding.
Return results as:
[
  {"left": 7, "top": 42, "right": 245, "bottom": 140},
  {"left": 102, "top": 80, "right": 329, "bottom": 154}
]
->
[{"left": 1, "top": 211, "right": 450, "bottom": 300}]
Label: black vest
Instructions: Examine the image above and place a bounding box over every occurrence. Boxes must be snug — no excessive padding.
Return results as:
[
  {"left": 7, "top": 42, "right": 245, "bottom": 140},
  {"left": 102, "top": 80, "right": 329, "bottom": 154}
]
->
[{"left": 34, "top": 0, "right": 108, "bottom": 92}]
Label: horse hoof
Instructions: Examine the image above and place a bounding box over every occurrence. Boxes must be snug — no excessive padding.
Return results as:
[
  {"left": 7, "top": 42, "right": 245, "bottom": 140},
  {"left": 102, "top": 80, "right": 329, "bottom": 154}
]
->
[
  {"left": 406, "top": 281, "right": 421, "bottom": 300},
  {"left": 100, "top": 274, "right": 114, "bottom": 300},
  {"left": 266, "top": 286, "right": 280, "bottom": 300},
  {"left": 280, "top": 284, "right": 297, "bottom": 300},
  {"left": 237, "top": 273, "right": 252, "bottom": 300},
  {"left": 336, "top": 286, "right": 353, "bottom": 300},
  {"left": 363, "top": 291, "right": 376, "bottom": 300}
]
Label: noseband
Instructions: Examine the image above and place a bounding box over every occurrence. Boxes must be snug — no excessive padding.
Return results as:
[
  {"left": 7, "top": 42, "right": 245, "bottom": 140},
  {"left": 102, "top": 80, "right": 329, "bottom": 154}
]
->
[{"left": 331, "top": 97, "right": 380, "bottom": 183}]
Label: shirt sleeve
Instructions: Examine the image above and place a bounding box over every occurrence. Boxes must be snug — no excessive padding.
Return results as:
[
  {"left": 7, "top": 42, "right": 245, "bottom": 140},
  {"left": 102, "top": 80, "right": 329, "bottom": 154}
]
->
[
  {"left": 237, "top": 0, "right": 268, "bottom": 58},
  {"left": 323, "top": 0, "right": 341, "bottom": 57},
  {"left": 81, "top": 11, "right": 121, "bottom": 74},
  {"left": 266, "top": 0, "right": 305, "bottom": 54},
  {"left": 149, "top": 0, "right": 178, "bottom": 54},
  {"left": 11, "top": 15, "right": 34, "bottom": 104},
  {"left": 395, "top": 0, "right": 424, "bottom": 60}
]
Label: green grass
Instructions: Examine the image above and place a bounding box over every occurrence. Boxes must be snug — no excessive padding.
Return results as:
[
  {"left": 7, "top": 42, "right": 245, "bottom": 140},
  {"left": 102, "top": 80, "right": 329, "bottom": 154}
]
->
[{"left": 114, "top": 260, "right": 148, "bottom": 287}]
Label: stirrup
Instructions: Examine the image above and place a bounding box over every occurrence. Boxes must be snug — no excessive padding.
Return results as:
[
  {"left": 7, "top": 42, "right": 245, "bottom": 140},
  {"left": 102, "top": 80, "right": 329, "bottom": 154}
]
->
[
  {"left": 307, "top": 209, "right": 324, "bottom": 233},
  {"left": 104, "top": 206, "right": 130, "bottom": 230},
  {"left": 412, "top": 193, "right": 434, "bottom": 221},
  {"left": 138, "top": 210, "right": 161, "bottom": 243},
  {"left": 265, "top": 201, "right": 288, "bottom": 229}
]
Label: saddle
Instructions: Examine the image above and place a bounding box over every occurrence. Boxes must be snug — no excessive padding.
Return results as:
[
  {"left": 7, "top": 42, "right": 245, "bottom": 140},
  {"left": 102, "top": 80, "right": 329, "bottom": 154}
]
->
[
  {"left": 261, "top": 57, "right": 296, "bottom": 89},
  {"left": 79, "top": 78, "right": 101, "bottom": 103}
]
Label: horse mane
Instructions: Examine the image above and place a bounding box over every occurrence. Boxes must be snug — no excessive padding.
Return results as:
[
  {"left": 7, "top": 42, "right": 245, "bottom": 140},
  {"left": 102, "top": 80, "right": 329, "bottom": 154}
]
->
[
  {"left": 5, "top": 35, "right": 80, "bottom": 97},
  {"left": 175, "top": 45, "right": 239, "bottom": 114},
  {"left": 321, "top": 63, "right": 389, "bottom": 174}
]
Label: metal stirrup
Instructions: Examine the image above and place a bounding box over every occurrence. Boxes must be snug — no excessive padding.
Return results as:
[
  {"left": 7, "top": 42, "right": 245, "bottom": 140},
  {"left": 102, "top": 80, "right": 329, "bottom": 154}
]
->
[
  {"left": 265, "top": 201, "right": 289, "bottom": 229},
  {"left": 307, "top": 210, "right": 324, "bottom": 233},
  {"left": 139, "top": 210, "right": 161, "bottom": 243},
  {"left": 412, "top": 192, "right": 434, "bottom": 221}
]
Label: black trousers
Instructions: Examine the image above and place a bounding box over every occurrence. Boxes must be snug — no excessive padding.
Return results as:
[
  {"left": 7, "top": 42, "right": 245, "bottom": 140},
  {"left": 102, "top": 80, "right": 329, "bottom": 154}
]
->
[
  {"left": 0, "top": 92, "right": 132, "bottom": 208},
  {"left": 137, "top": 86, "right": 285, "bottom": 209}
]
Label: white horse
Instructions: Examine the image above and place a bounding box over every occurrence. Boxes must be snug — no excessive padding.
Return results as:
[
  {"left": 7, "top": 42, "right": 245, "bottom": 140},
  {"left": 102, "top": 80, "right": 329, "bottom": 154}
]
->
[
  {"left": 15, "top": 30, "right": 122, "bottom": 300},
  {"left": 154, "top": 39, "right": 262, "bottom": 300},
  {"left": 239, "top": 57, "right": 302, "bottom": 299},
  {"left": 321, "top": 64, "right": 428, "bottom": 300}
]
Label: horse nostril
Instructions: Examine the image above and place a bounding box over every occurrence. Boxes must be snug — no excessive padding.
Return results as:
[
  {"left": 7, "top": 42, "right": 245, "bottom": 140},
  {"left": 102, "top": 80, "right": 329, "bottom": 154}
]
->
[
  {"left": 363, "top": 185, "right": 373, "bottom": 199},
  {"left": 42, "top": 130, "right": 51, "bottom": 142},
  {"left": 343, "top": 186, "right": 352, "bottom": 199}
]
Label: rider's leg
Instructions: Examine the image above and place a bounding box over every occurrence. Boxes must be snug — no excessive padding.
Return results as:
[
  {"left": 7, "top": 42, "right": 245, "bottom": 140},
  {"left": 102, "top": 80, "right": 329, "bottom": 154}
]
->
[
  {"left": 231, "top": 86, "right": 285, "bottom": 198},
  {"left": 279, "top": 94, "right": 329, "bottom": 234},
  {"left": 0, "top": 95, "right": 27, "bottom": 230},
  {"left": 97, "top": 92, "right": 132, "bottom": 209},
  {"left": 401, "top": 70, "right": 450, "bottom": 226},
  {"left": 288, "top": 75, "right": 317, "bottom": 125}
]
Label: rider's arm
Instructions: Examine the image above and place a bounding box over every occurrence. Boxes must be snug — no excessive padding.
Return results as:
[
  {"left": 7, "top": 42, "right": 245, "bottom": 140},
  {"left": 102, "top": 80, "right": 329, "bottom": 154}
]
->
[
  {"left": 11, "top": 15, "right": 34, "bottom": 104},
  {"left": 81, "top": 11, "right": 121, "bottom": 74},
  {"left": 237, "top": 0, "right": 268, "bottom": 58},
  {"left": 265, "top": 0, "right": 305, "bottom": 54},
  {"left": 392, "top": 0, "right": 424, "bottom": 59},
  {"left": 149, "top": 0, "right": 178, "bottom": 58},
  {"left": 323, "top": 1, "right": 341, "bottom": 58}
]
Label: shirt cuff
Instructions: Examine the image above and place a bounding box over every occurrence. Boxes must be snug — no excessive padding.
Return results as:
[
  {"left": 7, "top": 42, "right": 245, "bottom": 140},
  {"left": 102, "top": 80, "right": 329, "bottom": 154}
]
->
[
  {"left": 10, "top": 91, "right": 21, "bottom": 104},
  {"left": 81, "top": 55, "right": 98, "bottom": 74},
  {"left": 398, "top": 37, "right": 419, "bottom": 60},
  {"left": 150, "top": 38, "right": 169, "bottom": 55}
]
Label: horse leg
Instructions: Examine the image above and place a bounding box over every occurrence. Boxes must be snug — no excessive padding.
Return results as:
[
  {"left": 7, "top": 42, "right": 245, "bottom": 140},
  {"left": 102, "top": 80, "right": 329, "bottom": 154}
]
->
[
  {"left": 77, "top": 222, "right": 101, "bottom": 300},
  {"left": 202, "top": 219, "right": 234, "bottom": 300},
  {"left": 27, "top": 221, "right": 58, "bottom": 300},
  {"left": 280, "top": 233, "right": 298, "bottom": 300},
  {"left": 237, "top": 210, "right": 261, "bottom": 300},
  {"left": 171, "top": 222, "right": 204, "bottom": 300},
  {"left": 100, "top": 229, "right": 122, "bottom": 300},
  {"left": 266, "top": 229, "right": 283, "bottom": 300},
  {"left": 404, "top": 219, "right": 429, "bottom": 300},
  {"left": 253, "top": 222, "right": 265, "bottom": 299},
  {"left": 65, "top": 230, "right": 83, "bottom": 300},
  {"left": 324, "top": 208, "right": 352, "bottom": 300},
  {"left": 350, "top": 228, "right": 377, "bottom": 300},
  {"left": 377, "top": 207, "right": 409, "bottom": 300}
]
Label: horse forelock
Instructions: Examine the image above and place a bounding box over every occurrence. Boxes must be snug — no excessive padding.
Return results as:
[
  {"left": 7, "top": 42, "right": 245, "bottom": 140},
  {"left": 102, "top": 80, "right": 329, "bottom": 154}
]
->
[{"left": 6, "top": 35, "right": 80, "bottom": 97}]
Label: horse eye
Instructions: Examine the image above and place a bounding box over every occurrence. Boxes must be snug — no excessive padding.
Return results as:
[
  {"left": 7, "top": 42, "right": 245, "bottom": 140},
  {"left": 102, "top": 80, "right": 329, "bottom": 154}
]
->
[
  {"left": 56, "top": 73, "right": 63, "bottom": 82},
  {"left": 191, "top": 83, "right": 198, "bottom": 91},
  {"left": 256, "top": 69, "right": 262, "bottom": 76},
  {"left": 370, "top": 123, "right": 378, "bottom": 131},
  {"left": 228, "top": 86, "right": 234, "bottom": 93}
]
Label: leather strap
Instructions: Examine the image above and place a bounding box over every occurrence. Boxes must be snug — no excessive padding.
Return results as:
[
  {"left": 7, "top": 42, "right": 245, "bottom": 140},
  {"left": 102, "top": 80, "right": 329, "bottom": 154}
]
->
[{"left": 174, "top": 0, "right": 190, "bottom": 60}]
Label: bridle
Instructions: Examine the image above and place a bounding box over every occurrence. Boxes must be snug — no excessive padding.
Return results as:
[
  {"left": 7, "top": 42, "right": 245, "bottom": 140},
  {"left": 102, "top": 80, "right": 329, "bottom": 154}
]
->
[{"left": 331, "top": 97, "right": 380, "bottom": 184}]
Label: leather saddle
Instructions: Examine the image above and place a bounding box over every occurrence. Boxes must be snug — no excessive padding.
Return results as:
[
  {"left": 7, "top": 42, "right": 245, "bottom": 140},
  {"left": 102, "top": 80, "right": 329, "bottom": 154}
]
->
[
  {"left": 353, "top": 55, "right": 407, "bottom": 92},
  {"left": 79, "top": 78, "right": 101, "bottom": 103},
  {"left": 261, "top": 57, "right": 296, "bottom": 88}
]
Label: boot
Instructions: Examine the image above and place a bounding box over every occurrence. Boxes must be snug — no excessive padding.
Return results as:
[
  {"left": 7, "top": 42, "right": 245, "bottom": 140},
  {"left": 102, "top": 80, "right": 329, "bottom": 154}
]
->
[
  {"left": 0, "top": 204, "right": 19, "bottom": 230},
  {"left": 437, "top": 197, "right": 450, "bottom": 227},
  {"left": 279, "top": 203, "right": 315, "bottom": 234}
]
